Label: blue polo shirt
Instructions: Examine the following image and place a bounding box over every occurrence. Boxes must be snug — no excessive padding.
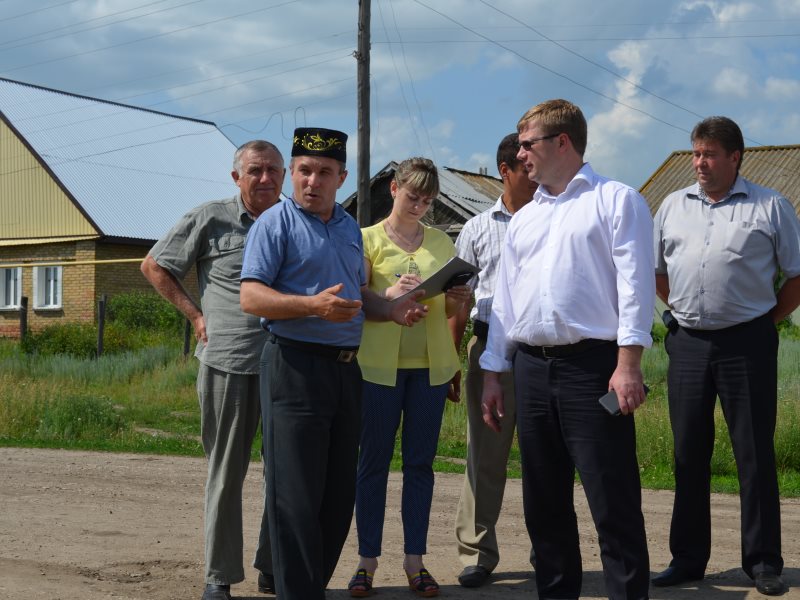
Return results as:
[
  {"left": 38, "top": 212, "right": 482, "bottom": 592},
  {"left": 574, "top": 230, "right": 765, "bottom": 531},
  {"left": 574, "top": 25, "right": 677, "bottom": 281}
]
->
[{"left": 241, "top": 197, "right": 366, "bottom": 346}]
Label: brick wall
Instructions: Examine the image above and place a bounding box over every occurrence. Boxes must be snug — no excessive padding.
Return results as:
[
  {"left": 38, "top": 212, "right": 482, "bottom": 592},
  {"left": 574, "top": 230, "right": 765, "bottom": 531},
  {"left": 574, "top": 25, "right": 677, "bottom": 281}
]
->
[{"left": 0, "top": 240, "right": 201, "bottom": 338}]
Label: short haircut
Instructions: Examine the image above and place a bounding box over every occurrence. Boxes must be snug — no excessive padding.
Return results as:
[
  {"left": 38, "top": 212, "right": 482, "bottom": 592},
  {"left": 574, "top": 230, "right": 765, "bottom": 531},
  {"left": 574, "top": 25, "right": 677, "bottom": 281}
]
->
[
  {"left": 233, "top": 140, "right": 284, "bottom": 174},
  {"left": 517, "top": 99, "right": 588, "bottom": 157},
  {"left": 691, "top": 116, "right": 745, "bottom": 171},
  {"left": 496, "top": 133, "right": 523, "bottom": 173},
  {"left": 393, "top": 157, "right": 440, "bottom": 198}
]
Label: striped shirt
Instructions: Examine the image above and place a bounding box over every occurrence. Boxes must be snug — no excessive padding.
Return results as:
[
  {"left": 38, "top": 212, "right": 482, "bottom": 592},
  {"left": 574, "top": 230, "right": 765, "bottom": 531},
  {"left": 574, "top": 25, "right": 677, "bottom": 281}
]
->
[{"left": 454, "top": 196, "right": 513, "bottom": 324}]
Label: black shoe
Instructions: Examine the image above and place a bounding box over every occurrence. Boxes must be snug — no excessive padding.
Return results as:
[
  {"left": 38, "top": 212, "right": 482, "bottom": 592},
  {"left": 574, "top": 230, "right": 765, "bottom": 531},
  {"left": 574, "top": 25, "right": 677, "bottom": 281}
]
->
[
  {"left": 258, "top": 571, "right": 275, "bottom": 594},
  {"left": 201, "top": 584, "right": 232, "bottom": 600},
  {"left": 458, "top": 565, "right": 491, "bottom": 588},
  {"left": 651, "top": 566, "right": 704, "bottom": 587},
  {"left": 755, "top": 572, "right": 786, "bottom": 596}
]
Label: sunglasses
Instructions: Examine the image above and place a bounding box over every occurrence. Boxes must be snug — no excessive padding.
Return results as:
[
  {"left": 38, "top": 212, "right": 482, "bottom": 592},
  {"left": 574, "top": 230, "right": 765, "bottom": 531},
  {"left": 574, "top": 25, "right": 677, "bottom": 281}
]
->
[{"left": 519, "top": 133, "right": 560, "bottom": 151}]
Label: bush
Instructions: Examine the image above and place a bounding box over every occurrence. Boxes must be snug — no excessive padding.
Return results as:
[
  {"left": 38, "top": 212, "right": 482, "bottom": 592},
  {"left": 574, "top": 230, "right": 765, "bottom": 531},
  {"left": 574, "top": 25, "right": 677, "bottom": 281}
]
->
[
  {"left": 22, "top": 322, "right": 99, "bottom": 358},
  {"left": 35, "top": 394, "right": 125, "bottom": 441},
  {"left": 20, "top": 322, "right": 150, "bottom": 358},
  {"left": 107, "top": 291, "right": 185, "bottom": 333}
]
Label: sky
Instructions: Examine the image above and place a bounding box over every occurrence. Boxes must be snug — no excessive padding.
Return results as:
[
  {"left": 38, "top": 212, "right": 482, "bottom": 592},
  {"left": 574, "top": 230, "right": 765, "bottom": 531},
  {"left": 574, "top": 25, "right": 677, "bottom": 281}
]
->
[{"left": 1, "top": 0, "right": 799, "bottom": 201}]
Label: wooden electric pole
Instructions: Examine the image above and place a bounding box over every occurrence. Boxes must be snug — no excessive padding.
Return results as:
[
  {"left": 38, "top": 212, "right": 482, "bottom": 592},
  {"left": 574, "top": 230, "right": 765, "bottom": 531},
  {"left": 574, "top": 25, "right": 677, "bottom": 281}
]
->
[{"left": 356, "top": 0, "right": 371, "bottom": 226}]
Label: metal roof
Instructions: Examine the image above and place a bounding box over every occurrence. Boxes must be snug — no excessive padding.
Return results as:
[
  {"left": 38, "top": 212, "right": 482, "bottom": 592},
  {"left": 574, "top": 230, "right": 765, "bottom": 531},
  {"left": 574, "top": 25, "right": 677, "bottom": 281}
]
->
[
  {"left": 340, "top": 163, "right": 501, "bottom": 220},
  {"left": 640, "top": 144, "right": 800, "bottom": 215},
  {"left": 0, "top": 77, "right": 239, "bottom": 242}
]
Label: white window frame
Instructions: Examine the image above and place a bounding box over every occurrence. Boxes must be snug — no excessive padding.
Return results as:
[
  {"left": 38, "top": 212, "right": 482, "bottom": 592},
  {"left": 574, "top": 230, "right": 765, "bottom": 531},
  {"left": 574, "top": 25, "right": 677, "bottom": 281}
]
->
[
  {"left": 0, "top": 267, "right": 22, "bottom": 309},
  {"left": 32, "top": 266, "right": 63, "bottom": 310}
]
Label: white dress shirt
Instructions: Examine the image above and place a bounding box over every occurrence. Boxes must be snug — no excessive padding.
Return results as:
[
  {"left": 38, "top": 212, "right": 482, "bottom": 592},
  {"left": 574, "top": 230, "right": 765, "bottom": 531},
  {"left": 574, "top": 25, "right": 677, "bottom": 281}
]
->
[{"left": 480, "top": 163, "right": 655, "bottom": 373}]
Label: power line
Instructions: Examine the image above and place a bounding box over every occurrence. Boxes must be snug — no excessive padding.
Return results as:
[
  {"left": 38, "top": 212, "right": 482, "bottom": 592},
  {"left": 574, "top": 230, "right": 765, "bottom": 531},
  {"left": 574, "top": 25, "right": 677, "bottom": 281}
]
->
[
  {"left": 375, "top": 0, "right": 421, "bottom": 150},
  {"left": 0, "top": 0, "right": 299, "bottom": 75},
  {"left": 0, "top": 0, "right": 198, "bottom": 51},
  {"left": 372, "top": 32, "right": 800, "bottom": 43},
  {"left": 0, "top": 0, "right": 82, "bottom": 25},
  {"left": 478, "top": 0, "right": 706, "bottom": 121},
  {"left": 386, "top": 0, "right": 436, "bottom": 161},
  {"left": 412, "top": 0, "right": 691, "bottom": 135}
]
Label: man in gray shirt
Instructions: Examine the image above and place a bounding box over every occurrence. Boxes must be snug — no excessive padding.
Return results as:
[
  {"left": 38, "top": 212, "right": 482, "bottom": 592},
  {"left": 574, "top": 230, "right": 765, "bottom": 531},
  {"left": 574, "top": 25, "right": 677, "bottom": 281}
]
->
[
  {"left": 141, "top": 140, "right": 285, "bottom": 600},
  {"left": 652, "top": 116, "right": 800, "bottom": 596}
]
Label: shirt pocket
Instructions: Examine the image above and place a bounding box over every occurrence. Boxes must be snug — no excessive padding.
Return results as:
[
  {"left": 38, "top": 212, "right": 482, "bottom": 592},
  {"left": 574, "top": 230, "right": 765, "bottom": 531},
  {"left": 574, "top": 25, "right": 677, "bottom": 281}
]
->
[
  {"left": 207, "top": 233, "right": 247, "bottom": 274},
  {"left": 723, "top": 221, "right": 766, "bottom": 257}
]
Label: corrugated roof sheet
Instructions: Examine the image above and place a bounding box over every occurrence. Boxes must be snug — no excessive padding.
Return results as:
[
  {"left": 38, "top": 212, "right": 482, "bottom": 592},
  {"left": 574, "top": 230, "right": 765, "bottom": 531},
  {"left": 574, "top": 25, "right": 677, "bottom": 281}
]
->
[
  {"left": 340, "top": 163, "right": 501, "bottom": 220},
  {"left": 640, "top": 145, "right": 800, "bottom": 215},
  {"left": 0, "top": 77, "right": 239, "bottom": 242}
]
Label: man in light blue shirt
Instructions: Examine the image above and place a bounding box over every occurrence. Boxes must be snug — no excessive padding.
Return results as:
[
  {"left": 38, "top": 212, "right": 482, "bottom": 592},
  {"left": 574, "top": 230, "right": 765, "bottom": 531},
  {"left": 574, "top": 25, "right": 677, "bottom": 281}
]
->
[
  {"left": 652, "top": 116, "right": 800, "bottom": 597},
  {"left": 240, "top": 127, "right": 426, "bottom": 600}
]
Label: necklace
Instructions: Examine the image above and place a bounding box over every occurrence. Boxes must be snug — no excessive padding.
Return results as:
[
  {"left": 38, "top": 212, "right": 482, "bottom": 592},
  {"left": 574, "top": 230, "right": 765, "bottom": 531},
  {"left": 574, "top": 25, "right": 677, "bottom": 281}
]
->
[{"left": 384, "top": 219, "right": 422, "bottom": 251}]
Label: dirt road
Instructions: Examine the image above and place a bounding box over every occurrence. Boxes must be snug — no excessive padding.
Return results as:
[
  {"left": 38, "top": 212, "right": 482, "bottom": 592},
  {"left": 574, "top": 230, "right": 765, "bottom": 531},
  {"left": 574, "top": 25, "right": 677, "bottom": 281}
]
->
[{"left": 0, "top": 448, "right": 797, "bottom": 599}]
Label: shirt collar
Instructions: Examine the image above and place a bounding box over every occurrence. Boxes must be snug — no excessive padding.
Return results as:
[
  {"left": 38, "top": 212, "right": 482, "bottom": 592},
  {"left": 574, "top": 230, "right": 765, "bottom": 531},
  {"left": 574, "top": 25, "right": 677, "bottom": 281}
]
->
[
  {"left": 491, "top": 195, "right": 514, "bottom": 218},
  {"left": 234, "top": 193, "right": 253, "bottom": 223},
  {"left": 687, "top": 175, "right": 748, "bottom": 204},
  {"left": 289, "top": 195, "right": 347, "bottom": 223},
  {"left": 534, "top": 162, "right": 594, "bottom": 203}
]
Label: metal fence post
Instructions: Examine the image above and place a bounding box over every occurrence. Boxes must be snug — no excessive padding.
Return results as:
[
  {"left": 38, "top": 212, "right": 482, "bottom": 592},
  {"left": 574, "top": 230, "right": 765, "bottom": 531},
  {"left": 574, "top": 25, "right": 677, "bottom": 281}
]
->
[
  {"left": 97, "top": 294, "right": 107, "bottom": 357},
  {"left": 183, "top": 318, "right": 191, "bottom": 357},
  {"left": 19, "top": 296, "right": 28, "bottom": 340}
]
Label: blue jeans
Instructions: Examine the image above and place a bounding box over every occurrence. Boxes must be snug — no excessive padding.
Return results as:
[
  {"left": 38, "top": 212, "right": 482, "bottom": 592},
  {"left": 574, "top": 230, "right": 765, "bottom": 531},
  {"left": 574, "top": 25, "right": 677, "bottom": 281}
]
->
[{"left": 355, "top": 369, "right": 448, "bottom": 557}]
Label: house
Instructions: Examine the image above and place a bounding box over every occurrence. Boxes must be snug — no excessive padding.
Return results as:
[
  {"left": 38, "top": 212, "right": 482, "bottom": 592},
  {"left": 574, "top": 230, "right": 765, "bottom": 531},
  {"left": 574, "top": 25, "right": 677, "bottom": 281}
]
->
[
  {"left": 639, "top": 144, "right": 800, "bottom": 215},
  {"left": 340, "top": 162, "right": 503, "bottom": 236},
  {"left": 0, "top": 77, "right": 239, "bottom": 337}
]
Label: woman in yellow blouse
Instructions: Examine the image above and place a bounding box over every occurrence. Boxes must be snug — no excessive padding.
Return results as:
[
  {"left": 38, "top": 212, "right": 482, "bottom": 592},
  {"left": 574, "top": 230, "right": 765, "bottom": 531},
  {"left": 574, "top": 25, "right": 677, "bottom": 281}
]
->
[{"left": 348, "top": 158, "right": 470, "bottom": 598}]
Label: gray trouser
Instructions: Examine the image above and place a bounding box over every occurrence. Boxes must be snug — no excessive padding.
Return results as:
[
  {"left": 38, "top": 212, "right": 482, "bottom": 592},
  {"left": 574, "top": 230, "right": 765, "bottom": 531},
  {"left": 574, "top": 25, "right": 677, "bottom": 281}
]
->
[
  {"left": 197, "top": 363, "right": 271, "bottom": 585},
  {"left": 454, "top": 335, "right": 525, "bottom": 571}
]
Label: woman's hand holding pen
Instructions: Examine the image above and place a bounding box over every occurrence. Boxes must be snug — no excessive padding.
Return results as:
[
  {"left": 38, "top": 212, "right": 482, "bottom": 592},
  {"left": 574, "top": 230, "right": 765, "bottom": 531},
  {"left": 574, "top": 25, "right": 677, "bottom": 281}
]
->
[{"left": 383, "top": 273, "right": 423, "bottom": 300}]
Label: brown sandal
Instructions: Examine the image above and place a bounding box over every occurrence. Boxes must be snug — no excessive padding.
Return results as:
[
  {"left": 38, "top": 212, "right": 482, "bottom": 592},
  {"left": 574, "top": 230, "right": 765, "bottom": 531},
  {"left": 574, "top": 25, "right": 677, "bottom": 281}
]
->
[
  {"left": 348, "top": 568, "right": 374, "bottom": 598},
  {"left": 407, "top": 568, "right": 439, "bottom": 597}
]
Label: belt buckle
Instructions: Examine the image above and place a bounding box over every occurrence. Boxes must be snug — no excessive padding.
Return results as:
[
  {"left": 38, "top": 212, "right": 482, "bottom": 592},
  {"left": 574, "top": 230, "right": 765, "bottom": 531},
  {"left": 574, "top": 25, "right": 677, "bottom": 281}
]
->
[
  {"left": 541, "top": 345, "right": 557, "bottom": 359},
  {"left": 337, "top": 350, "right": 356, "bottom": 363}
]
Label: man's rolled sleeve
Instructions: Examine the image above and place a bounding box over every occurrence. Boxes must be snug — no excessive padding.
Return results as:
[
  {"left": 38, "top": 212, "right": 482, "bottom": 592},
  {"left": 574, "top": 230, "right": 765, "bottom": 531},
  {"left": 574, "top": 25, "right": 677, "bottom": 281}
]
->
[{"left": 613, "top": 190, "right": 655, "bottom": 349}]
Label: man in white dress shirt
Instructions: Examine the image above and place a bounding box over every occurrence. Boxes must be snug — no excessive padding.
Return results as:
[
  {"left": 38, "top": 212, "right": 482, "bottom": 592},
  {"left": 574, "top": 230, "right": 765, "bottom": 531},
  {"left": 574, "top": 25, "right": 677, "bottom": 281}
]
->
[{"left": 480, "top": 99, "right": 654, "bottom": 600}]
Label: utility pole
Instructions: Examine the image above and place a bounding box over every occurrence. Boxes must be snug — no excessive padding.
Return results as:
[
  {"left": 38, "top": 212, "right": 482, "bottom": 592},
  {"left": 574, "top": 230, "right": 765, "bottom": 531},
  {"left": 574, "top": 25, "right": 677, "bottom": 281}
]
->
[{"left": 356, "top": 0, "right": 371, "bottom": 226}]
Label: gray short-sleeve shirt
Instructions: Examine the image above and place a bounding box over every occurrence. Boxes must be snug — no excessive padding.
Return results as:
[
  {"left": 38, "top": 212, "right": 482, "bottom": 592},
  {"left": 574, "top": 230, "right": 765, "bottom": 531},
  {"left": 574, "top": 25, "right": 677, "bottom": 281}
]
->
[
  {"left": 149, "top": 194, "right": 265, "bottom": 373},
  {"left": 654, "top": 176, "right": 800, "bottom": 330}
]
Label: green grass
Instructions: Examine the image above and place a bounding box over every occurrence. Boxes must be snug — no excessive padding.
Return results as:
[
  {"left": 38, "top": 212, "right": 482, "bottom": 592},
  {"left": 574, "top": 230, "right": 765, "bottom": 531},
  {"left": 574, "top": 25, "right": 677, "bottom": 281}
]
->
[{"left": 2, "top": 337, "right": 800, "bottom": 496}]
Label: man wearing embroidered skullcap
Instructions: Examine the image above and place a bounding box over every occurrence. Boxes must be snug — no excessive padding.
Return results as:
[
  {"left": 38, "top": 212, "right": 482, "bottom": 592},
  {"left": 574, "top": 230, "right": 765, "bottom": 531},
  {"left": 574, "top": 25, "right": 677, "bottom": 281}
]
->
[{"left": 240, "top": 127, "right": 429, "bottom": 600}]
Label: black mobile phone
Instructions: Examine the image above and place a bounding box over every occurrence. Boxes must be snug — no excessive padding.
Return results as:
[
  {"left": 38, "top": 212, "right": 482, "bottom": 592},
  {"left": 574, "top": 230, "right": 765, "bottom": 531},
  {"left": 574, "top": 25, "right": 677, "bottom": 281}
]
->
[
  {"left": 661, "top": 309, "right": 679, "bottom": 333},
  {"left": 599, "top": 384, "right": 650, "bottom": 416}
]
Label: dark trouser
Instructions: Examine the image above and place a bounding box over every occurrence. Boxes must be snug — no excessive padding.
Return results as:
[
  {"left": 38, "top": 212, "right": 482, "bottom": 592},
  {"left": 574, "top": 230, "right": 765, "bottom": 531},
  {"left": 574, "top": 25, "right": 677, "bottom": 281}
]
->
[
  {"left": 260, "top": 337, "right": 362, "bottom": 600},
  {"left": 665, "top": 314, "right": 782, "bottom": 578},
  {"left": 356, "top": 369, "right": 448, "bottom": 557},
  {"left": 514, "top": 343, "right": 649, "bottom": 600}
]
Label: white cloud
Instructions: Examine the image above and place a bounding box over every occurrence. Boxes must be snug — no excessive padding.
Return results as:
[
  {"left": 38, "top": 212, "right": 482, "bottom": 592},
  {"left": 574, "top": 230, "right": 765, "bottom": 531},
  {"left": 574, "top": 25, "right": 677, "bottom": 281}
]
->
[
  {"left": 764, "top": 77, "right": 800, "bottom": 99},
  {"left": 712, "top": 68, "right": 752, "bottom": 98}
]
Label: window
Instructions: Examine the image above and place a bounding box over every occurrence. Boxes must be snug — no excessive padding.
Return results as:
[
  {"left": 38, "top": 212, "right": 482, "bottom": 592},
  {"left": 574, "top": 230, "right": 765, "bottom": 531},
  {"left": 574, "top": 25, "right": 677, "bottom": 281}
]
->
[
  {"left": 33, "top": 266, "right": 62, "bottom": 309},
  {"left": 0, "top": 267, "right": 21, "bottom": 309}
]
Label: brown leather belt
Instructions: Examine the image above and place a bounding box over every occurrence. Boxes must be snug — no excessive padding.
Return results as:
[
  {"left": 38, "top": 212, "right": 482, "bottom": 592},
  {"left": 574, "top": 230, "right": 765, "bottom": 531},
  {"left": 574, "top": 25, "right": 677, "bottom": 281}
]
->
[
  {"left": 518, "top": 338, "right": 615, "bottom": 359},
  {"left": 270, "top": 334, "right": 358, "bottom": 363}
]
